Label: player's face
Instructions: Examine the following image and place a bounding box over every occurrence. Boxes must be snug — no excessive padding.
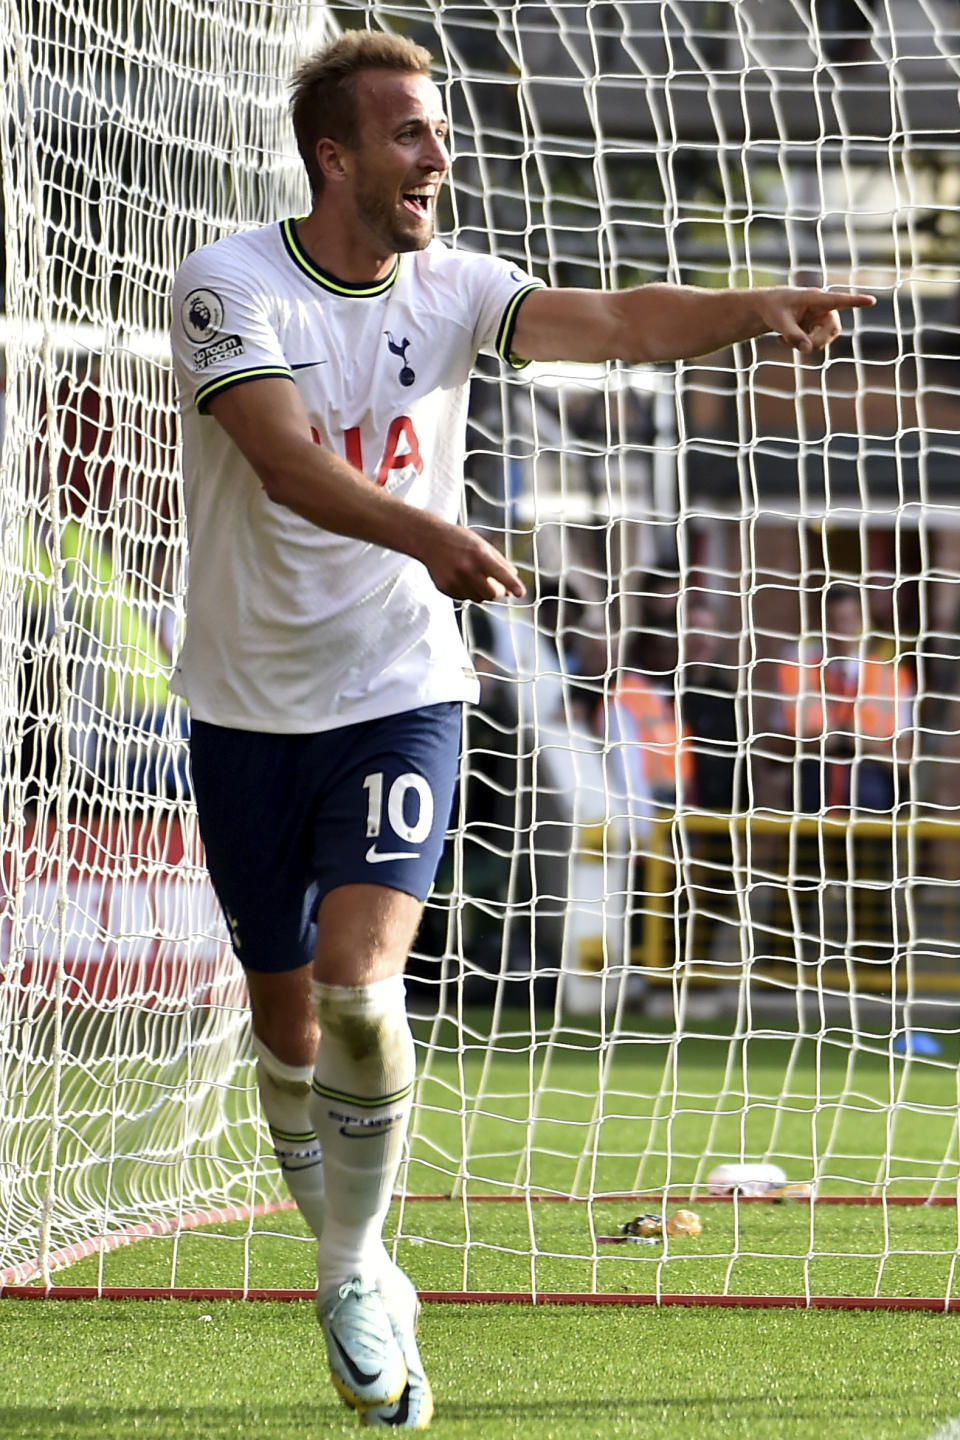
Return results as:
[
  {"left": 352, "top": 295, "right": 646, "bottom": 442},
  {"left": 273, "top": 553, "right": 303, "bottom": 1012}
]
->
[{"left": 347, "top": 71, "right": 450, "bottom": 253}]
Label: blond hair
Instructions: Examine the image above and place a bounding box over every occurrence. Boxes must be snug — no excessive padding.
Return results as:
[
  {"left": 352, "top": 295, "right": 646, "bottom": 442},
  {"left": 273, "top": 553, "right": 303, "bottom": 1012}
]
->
[{"left": 291, "top": 31, "right": 434, "bottom": 196}]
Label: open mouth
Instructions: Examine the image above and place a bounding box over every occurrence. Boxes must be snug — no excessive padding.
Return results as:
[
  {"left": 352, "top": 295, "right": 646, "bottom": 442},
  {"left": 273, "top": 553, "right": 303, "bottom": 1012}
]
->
[{"left": 403, "top": 193, "right": 431, "bottom": 216}]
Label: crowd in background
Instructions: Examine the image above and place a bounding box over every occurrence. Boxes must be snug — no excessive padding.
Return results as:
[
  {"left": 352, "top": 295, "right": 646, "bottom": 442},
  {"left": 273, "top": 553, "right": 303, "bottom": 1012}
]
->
[{"left": 446, "top": 555, "right": 960, "bottom": 988}]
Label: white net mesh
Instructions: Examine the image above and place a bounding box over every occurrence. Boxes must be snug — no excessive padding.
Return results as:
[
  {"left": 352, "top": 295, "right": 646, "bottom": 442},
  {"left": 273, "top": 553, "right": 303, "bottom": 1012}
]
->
[
  {"left": 2, "top": 0, "right": 960, "bottom": 1301},
  {"left": 0, "top": 0, "right": 333, "bottom": 1283}
]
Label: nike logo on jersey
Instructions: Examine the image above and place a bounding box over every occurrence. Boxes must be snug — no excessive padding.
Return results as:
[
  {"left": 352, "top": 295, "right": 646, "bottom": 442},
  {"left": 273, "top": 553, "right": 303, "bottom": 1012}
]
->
[
  {"left": 365, "top": 844, "right": 421, "bottom": 864},
  {"left": 291, "top": 359, "right": 328, "bottom": 369}
]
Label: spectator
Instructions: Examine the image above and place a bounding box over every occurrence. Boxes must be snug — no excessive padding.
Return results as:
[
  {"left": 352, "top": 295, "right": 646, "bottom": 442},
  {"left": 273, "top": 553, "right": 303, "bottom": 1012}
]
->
[
  {"left": 20, "top": 504, "right": 187, "bottom": 806},
  {"left": 632, "top": 567, "right": 680, "bottom": 654},
  {"left": 608, "top": 625, "right": 690, "bottom": 811},
  {"left": 769, "top": 582, "right": 915, "bottom": 962},
  {"left": 444, "top": 597, "right": 639, "bottom": 998},
  {"left": 679, "top": 597, "right": 740, "bottom": 812},
  {"left": 677, "top": 597, "right": 742, "bottom": 983},
  {"left": 863, "top": 570, "right": 919, "bottom": 671},
  {"left": 611, "top": 591, "right": 740, "bottom": 815},
  {"left": 777, "top": 583, "right": 913, "bottom": 814},
  {"left": 463, "top": 598, "right": 570, "bottom": 973}
]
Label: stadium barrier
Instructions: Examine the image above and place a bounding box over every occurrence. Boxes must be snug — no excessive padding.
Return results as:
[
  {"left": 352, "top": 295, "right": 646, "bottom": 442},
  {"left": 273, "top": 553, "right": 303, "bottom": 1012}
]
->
[{"left": 568, "top": 813, "right": 960, "bottom": 996}]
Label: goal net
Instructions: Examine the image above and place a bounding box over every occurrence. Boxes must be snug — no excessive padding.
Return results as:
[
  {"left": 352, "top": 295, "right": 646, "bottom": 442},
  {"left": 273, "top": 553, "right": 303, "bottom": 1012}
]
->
[{"left": 3, "top": 0, "right": 960, "bottom": 1307}]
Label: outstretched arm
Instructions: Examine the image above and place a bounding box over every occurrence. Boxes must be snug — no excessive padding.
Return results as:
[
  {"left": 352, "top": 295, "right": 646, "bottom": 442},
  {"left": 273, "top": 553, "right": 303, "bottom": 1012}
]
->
[
  {"left": 208, "top": 377, "right": 525, "bottom": 603},
  {"left": 510, "top": 283, "right": 876, "bottom": 366}
]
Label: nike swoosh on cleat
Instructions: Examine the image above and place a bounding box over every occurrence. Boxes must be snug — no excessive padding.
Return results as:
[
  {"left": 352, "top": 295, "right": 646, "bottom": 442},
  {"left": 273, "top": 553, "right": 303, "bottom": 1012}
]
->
[
  {"left": 380, "top": 1384, "right": 411, "bottom": 1425},
  {"left": 365, "top": 846, "right": 421, "bottom": 864},
  {"left": 331, "top": 1332, "right": 382, "bottom": 1388}
]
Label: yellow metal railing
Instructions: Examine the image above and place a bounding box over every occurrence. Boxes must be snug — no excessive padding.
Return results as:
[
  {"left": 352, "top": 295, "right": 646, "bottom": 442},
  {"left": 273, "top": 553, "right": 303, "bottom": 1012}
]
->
[{"left": 625, "top": 812, "right": 960, "bottom": 993}]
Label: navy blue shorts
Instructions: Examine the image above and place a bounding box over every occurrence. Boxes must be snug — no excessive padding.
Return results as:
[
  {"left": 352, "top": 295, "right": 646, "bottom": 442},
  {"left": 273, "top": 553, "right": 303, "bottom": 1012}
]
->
[{"left": 190, "top": 702, "right": 462, "bottom": 974}]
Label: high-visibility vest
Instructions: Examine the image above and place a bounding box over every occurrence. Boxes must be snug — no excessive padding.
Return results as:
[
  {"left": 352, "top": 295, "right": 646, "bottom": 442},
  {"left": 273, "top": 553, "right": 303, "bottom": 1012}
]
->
[
  {"left": 777, "top": 653, "right": 912, "bottom": 808},
  {"left": 21, "top": 516, "right": 171, "bottom": 719},
  {"left": 610, "top": 673, "right": 694, "bottom": 799},
  {"left": 778, "top": 654, "right": 911, "bottom": 743}
]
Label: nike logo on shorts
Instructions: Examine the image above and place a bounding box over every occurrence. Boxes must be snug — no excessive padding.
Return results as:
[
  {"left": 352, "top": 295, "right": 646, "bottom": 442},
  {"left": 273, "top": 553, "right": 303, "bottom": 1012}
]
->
[{"left": 365, "top": 845, "right": 421, "bottom": 864}]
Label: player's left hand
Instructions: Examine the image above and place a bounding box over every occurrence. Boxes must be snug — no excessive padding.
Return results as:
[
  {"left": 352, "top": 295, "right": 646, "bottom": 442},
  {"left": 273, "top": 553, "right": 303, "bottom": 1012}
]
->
[{"left": 761, "top": 287, "right": 876, "bottom": 353}]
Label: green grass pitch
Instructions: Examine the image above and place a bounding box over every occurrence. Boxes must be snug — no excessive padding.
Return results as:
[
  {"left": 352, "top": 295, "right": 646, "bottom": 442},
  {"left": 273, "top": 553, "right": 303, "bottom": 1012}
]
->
[
  {"left": 4, "top": 1008, "right": 960, "bottom": 1435},
  {"left": 2, "top": 1297, "right": 960, "bottom": 1438}
]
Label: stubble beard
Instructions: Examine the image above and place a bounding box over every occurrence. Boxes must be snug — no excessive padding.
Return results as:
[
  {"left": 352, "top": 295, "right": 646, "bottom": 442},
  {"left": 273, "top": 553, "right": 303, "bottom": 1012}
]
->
[{"left": 355, "top": 187, "right": 434, "bottom": 254}]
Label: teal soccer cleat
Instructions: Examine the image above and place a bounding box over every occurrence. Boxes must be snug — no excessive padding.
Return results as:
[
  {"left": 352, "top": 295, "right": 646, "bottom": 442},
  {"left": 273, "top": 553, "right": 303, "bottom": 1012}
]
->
[
  {"left": 316, "top": 1276, "right": 408, "bottom": 1412},
  {"left": 360, "top": 1265, "right": 434, "bottom": 1429}
]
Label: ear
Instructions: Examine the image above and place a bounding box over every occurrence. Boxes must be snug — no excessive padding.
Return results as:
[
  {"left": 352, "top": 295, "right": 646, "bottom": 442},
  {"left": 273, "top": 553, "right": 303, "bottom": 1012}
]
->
[{"left": 315, "top": 137, "right": 350, "bottom": 184}]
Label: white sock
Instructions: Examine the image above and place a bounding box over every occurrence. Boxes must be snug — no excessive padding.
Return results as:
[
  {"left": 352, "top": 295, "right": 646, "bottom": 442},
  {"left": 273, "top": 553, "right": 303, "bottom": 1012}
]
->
[
  {"left": 252, "top": 1033, "right": 326, "bottom": 1241},
  {"left": 310, "top": 975, "right": 415, "bottom": 1292}
]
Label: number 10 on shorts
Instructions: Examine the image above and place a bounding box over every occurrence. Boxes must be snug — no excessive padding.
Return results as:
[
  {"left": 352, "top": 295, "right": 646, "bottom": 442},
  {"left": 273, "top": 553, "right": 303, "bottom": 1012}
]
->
[{"left": 363, "top": 771, "right": 435, "bottom": 843}]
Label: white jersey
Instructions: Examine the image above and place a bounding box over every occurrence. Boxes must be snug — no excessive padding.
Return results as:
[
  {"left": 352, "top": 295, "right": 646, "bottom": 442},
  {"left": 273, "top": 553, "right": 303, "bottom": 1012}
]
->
[{"left": 169, "top": 221, "right": 543, "bottom": 732}]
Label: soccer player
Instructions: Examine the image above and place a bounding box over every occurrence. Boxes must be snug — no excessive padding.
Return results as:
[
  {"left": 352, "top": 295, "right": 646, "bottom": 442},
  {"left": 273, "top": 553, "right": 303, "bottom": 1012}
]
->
[{"left": 169, "top": 29, "right": 874, "bottom": 1428}]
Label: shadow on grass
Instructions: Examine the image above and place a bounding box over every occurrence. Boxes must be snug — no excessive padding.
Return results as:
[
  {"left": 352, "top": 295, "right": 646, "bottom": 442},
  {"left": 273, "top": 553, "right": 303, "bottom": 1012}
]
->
[
  {"left": 3, "top": 1404, "right": 353, "bottom": 1440},
  {"left": 4, "top": 1385, "right": 932, "bottom": 1440}
]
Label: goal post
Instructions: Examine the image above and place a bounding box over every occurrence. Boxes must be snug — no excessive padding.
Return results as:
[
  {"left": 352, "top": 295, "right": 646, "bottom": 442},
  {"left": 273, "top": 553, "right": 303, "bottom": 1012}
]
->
[{"left": 3, "top": 0, "right": 960, "bottom": 1307}]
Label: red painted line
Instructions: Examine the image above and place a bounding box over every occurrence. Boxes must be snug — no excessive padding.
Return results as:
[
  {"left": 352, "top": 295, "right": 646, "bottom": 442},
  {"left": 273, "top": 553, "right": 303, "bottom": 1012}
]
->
[
  {"left": 2, "top": 1286, "right": 959, "bottom": 1312},
  {"left": 420, "top": 1292, "right": 960, "bottom": 1312},
  {"left": 402, "top": 1193, "right": 957, "bottom": 1207},
  {"left": 0, "top": 1286, "right": 314, "bottom": 1301}
]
